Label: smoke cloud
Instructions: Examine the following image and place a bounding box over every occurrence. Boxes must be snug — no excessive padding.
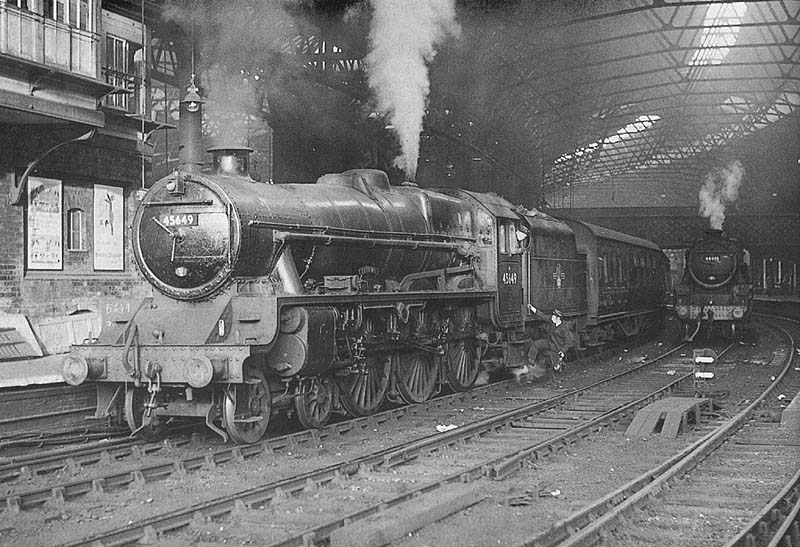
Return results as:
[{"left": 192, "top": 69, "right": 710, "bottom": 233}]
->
[
  {"left": 163, "top": 0, "right": 303, "bottom": 147},
  {"left": 698, "top": 159, "right": 745, "bottom": 230},
  {"left": 366, "top": 0, "right": 460, "bottom": 179}
]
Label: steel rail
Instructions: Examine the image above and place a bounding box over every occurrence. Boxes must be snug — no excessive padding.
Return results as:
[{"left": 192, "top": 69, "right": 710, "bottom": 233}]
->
[
  {"left": 0, "top": 378, "right": 513, "bottom": 513},
  {"left": 0, "top": 437, "right": 174, "bottom": 483},
  {"left": 267, "top": 364, "right": 701, "bottom": 546},
  {"left": 520, "top": 322, "right": 795, "bottom": 547},
  {"left": 58, "top": 343, "right": 691, "bottom": 547},
  {"left": 722, "top": 467, "right": 800, "bottom": 547},
  {"left": 721, "top": 317, "right": 800, "bottom": 547},
  {"left": 0, "top": 338, "right": 637, "bottom": 507}
]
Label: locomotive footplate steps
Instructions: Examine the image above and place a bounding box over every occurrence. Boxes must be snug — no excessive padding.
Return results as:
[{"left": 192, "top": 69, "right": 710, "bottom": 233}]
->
[{"left": 625, "top": 396, "right": 711, "bottom": 438}]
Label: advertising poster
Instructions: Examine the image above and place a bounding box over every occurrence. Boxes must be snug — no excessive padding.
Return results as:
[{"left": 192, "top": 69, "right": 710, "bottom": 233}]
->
[
  {"left": 27, "top": 177, "right": 62, "bottom": 270},
  {"left": 93, "top": 184, "right": 124, "bottom": 270}
]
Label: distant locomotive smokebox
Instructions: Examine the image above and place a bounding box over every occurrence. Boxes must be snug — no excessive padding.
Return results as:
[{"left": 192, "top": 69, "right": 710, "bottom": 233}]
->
[
  {"left": 687, "top": 229, "right": 738, "bottom": 289},
  {"left": 675, "top": 228, "right": 752, "bottom": 339}
]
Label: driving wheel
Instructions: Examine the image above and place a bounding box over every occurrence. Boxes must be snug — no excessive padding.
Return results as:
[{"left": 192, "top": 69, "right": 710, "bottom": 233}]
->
[
  {"left": 337, "top": 353, "right": 391, "bottom": 417},
  {"left": 294, "top": 375, "right": 334, "bottom": 429},
  {"left": 443, "top": 307, "right": 480, "bottom": 391},
  {"left": 395, "top": 350, "right": 438, "bottom": 404}
]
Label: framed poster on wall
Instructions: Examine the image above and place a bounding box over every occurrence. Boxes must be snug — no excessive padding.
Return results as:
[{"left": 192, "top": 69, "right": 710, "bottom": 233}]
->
[
  {"left": 93, "top": 184, "right": 124, "bottom": 271},
  {"left": 27, "top": 177, "right": 63, "bottom": 270}
]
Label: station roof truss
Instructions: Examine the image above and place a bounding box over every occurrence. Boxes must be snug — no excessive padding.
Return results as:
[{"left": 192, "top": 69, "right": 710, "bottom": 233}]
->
[
  {"left": 276, "top": 1, "right": 798, "bottom": 194},
  {"left": 480, "top": 1, "right": 799, "bottom": 190},
  {"left": 133, "top": 0, "right": 798, "bottom": 194}
]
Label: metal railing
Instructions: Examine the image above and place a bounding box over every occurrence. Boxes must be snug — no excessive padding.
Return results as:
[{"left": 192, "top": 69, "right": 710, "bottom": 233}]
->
[
  {"left": 0, "top": 4, "right": 98, "bottom": 78},
  {"left": 101, "top": 66, "right": 141, "bottom": 114}
]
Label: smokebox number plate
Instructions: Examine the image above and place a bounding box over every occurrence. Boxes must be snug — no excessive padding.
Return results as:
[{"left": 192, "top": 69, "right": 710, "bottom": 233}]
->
[{"left": 161, "top": 213, "right": 200, "bottom": 227}]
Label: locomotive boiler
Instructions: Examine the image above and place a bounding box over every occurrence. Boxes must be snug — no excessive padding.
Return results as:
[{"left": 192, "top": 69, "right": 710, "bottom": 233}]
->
[
  {"left": 674, "top": 229, "right": 753, "bottom": 339},
  {"left": 63, "top": 152, "right": 503, "bottom": 442}
]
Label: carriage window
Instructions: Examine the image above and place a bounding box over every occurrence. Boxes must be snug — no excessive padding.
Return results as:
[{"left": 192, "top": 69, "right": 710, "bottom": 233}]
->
[
  {"left": 608, "top": 254, "right": 614, "bottom": 285},
  {"left": 599, "top": 255, "right": 607, "bottom": 285},
  {"left": 640, "top": 256, "right": 645, "bottom": 284},
  {"left": 612, "top": 254, "right": 618, "bottom": 285}
]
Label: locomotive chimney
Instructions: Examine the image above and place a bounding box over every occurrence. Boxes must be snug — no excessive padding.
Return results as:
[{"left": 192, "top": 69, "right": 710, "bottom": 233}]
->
[
  {"left": 208, "top": 146, "right": 255, "bottom": 179},
  {"left": 178, "top": 77, "right": 204, "bottom": 174}
]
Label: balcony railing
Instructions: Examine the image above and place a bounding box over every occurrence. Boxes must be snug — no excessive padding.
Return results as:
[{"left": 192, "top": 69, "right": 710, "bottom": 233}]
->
[
  {"left": 102, "top": 66, "right": 139, "bottom": 114},
  {"left": 0, "top": 4, "right": 97, "bottom": 78}
]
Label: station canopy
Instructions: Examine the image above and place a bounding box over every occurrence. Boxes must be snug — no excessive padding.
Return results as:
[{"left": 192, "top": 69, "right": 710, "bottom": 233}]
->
[
  {"left": 139, "top": 0, "right": 798, "bottom": 196},
  {"left": 295, "top": 0, "right": 799, "bottom": 192},
  {"left": 436, "top": 1, "right": 798, "bottom": 193}
]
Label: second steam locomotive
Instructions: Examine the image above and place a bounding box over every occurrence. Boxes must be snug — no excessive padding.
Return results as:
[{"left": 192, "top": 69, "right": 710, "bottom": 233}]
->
[{"left": 675, "top": 229, "right": 753, "bottom": 340}]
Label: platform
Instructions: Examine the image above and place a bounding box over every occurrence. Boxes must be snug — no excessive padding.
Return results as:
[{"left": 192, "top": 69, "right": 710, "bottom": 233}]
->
[
  {"left": 0, "top": 312, "right": 100, "bottom": 389},
  {"left": 626, "top": 397, "right": 711, "bottom": 439},
  {"left": 0, "top": 354, "right": 66, "bottom": 389}
]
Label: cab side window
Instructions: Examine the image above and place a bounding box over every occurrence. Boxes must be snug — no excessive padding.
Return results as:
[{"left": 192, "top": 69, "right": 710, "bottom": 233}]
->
[{"left": 498, "top": 219, "right": 528, "bottom": 255}]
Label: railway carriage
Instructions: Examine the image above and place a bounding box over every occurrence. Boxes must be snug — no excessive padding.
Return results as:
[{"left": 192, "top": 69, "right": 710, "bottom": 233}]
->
[{"left": 565, "top": 220, "right": 669, "bottom": 347}]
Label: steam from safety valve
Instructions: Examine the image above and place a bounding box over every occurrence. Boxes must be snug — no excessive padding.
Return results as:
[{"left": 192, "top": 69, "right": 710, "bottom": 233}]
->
[
  {"left": 365, "top": 0, "right": 460, "bottom": 180},
  {"left": 698, "top": 159, "right": 745, "bottom": 230}
]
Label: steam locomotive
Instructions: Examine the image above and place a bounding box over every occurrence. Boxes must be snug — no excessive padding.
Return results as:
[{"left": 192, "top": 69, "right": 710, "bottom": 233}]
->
[
  {"left": 674, "top": 230, "right": 753, "bottom": 340},
  {"left": 60, "top": 151, "right": 668, "bottom": 443},
  {"left": 59, "top": 101, "right": 667, "bottom": 443}
]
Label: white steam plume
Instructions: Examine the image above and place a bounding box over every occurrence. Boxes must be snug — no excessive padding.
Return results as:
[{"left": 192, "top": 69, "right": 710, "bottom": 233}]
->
[
  {"left": 366, "top": 0, "right": 460, "bottom": 179},
  {"left": 698, "top": 159, "right": 745, "bottom": 230}
]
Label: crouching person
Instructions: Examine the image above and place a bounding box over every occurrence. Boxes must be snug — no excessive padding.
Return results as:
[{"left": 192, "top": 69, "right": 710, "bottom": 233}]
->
[{"left": 526, "top": 304, "right": 573, "bottom": 380}]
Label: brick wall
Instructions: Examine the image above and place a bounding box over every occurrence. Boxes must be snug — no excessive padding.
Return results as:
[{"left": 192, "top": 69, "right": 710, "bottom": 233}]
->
[
  {"left": 0, "top": 173, "right": 24, "bottom": 312},
  {"left": 0, "top": 169, "right": 151, "bottom": 329}
]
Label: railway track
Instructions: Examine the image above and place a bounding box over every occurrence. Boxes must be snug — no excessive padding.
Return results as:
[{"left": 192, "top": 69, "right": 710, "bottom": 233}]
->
[
  {"left": 511, "top": 317, "right": 798, "bottom": 547},
  {"left": 0, "top": 384, "right": 118, "bottom": 451},
  {"left": 28, "top": 339, "right": 727, "bottom": 546},
  {"left": 0, "top": 374, "right": 563, "bottom": 506},
  {"left": 3, "top": 318, "right": 794, "bottom": 546},
  {"left": 0, "top": 338, "right": 648, "bottom": 501}
]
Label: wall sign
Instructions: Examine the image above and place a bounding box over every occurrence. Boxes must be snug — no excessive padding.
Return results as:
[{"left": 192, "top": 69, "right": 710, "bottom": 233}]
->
[
  {"left": 27, "top": 177, "right": 63, "bottom": 270},
  {"left": 93, "top": 184, "right": 124, "bottom": 271}
]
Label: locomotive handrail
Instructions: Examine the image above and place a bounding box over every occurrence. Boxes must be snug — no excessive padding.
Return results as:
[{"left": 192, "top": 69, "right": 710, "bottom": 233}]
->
[
  {"left": 273, "top": 230, "right": 473, "bottom": 255},
  {"left": 250, "top": 219, "right": 476, "bottom": 243},
  {"left": 143, "top": 200, "right": 214, "bottom": 207}
]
